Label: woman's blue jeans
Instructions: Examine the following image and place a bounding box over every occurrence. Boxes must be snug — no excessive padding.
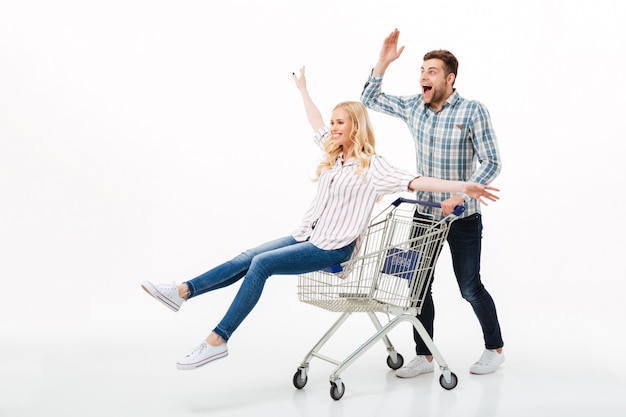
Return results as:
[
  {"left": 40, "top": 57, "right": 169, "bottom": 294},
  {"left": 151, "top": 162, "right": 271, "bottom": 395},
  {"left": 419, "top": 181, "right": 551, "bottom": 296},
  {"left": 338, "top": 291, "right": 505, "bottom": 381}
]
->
[
  {"left": 185, "top": 236, "right": 355, "bottom": 342},
  {"left": 412, "top": 213, "right": 504, "bottom": 355}
]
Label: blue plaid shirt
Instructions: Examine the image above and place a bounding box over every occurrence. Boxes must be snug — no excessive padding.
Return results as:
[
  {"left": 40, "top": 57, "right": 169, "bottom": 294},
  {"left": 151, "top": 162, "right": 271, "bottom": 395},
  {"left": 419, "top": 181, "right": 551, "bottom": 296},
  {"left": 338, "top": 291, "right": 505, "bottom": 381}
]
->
[{"left": 361, "top": 73, "right": 502, "bottom": 219}]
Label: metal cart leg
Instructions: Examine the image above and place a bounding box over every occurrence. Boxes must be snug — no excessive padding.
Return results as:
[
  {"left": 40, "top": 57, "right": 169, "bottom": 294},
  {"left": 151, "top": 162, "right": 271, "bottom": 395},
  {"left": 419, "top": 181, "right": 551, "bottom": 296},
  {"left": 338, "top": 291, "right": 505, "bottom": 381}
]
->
[
  {"left": 406, "top": 315, "right": 458, "bottom": 390},
  {"left": 293, "top": 312, "right": 352, "bottom": 390},
  {"left": 329, "top": 314, "right": 407, "bottom": 381},
  {"left": 366, "top": 312, "right": 402, "bottom": 366}
]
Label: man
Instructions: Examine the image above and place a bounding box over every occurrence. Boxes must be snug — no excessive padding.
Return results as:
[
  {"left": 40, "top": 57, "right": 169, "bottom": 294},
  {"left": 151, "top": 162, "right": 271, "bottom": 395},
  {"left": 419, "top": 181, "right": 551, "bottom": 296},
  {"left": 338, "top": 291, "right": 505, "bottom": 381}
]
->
[{"left": 361, "top": 28, "right": 504, "bottom": 377}]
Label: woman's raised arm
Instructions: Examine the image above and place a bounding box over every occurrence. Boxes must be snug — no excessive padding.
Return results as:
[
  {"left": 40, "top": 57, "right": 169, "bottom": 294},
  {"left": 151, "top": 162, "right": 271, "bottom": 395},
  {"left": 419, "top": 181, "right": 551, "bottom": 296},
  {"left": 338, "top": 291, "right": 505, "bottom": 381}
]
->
[{"left": 293, "top": 66, "right": 325, "bottom": 132}]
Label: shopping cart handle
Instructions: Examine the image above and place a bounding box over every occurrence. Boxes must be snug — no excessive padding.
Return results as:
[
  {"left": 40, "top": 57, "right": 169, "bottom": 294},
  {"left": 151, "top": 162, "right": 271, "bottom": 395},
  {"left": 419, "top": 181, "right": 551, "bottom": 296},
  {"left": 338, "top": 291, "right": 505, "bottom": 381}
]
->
[{"left": 391, "top": 197, "right": 465, "bottom": 216}]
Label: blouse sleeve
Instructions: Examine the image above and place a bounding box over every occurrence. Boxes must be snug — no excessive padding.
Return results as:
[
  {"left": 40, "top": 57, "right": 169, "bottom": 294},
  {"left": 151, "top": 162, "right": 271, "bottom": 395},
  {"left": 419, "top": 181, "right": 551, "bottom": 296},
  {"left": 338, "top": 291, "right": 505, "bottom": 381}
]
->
[
  {"left": 313, "top": 126, "right": 330, "bottom": 150},
  {"left": 368, "top": 155, "right": 419, "bottom": 195}
]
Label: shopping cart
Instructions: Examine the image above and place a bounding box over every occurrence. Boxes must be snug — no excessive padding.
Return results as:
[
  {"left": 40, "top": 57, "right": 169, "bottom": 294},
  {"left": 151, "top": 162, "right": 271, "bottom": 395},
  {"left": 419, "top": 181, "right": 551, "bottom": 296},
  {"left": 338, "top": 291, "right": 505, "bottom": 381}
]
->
[{"left": 292, "top": 197, "right": 463, "bottom": 400}]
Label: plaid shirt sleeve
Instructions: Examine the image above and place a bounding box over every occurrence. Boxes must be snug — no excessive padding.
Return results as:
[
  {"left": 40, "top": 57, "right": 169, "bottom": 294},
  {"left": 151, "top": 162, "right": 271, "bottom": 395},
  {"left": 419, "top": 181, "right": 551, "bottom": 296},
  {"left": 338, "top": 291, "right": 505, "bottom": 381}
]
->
[
  {"left": 467, "top": 101, "right": 501, "bottom": 185},
  {"left": 360, "top": 73, "right": 416, "bottom": 122}
]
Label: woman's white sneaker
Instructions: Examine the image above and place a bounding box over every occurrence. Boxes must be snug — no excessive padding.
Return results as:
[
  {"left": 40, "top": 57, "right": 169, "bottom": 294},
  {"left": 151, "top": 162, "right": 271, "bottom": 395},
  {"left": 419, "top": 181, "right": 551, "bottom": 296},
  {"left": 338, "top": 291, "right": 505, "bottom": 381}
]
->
[
  {"left": 141, "top": 281, "right": 185, "bottom": 312},
  {"left": 176, "top": 341, "right": 228, "bottom": 370},
  {"left": 469, "top": 349, "right": 505, "bottom": 374}
]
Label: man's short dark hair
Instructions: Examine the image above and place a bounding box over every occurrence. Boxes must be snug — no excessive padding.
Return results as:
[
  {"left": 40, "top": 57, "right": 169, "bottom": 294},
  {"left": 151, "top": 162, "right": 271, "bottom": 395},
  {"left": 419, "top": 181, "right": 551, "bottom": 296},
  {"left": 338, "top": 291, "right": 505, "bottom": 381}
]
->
[{"left": 423, "top": 50, "right": 459, "bottom": 80}]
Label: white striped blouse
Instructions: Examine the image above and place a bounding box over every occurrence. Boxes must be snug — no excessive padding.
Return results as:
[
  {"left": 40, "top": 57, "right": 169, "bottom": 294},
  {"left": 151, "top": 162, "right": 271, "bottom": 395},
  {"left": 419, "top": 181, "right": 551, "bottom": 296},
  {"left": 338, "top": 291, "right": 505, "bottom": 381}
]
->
[{"left": 291, "top": 127, "right": 418, "bottom": 252}]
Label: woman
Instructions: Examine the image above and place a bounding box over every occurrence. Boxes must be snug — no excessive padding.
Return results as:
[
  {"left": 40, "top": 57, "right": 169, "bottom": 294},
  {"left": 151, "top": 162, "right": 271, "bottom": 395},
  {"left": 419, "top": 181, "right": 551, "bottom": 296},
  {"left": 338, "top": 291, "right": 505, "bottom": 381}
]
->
[{"left": 141, "top": 67, "right": 499, "bottom": 371}]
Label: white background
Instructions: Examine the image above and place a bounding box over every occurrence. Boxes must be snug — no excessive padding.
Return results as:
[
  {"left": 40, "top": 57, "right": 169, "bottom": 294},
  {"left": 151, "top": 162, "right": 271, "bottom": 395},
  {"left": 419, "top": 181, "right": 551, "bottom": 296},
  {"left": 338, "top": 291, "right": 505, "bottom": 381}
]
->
[{"left": 2, "top": 0, "right": 625, "bottom": 416}]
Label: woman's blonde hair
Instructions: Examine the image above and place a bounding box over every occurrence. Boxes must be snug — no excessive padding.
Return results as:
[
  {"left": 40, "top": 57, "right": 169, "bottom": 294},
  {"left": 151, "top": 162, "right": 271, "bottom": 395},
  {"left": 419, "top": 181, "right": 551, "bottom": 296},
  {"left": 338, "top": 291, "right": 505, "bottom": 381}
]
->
[{"left": 314, "top": 101, "right": 377, "bottom": 180}]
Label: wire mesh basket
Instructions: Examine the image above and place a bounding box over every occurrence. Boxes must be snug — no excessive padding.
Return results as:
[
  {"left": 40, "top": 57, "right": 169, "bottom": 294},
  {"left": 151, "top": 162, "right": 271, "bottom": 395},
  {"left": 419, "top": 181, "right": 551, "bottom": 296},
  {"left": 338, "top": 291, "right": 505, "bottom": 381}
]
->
[{"left": 298, "top": 199, "right": 450, "bottom": 315}]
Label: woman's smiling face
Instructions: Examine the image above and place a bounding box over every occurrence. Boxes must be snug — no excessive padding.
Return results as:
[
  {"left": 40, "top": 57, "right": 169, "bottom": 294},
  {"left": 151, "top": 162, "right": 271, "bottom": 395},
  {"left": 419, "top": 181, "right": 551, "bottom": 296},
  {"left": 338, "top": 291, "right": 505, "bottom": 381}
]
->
[{"left": 329, "top": 107, "right": 355, "bottom": 152}]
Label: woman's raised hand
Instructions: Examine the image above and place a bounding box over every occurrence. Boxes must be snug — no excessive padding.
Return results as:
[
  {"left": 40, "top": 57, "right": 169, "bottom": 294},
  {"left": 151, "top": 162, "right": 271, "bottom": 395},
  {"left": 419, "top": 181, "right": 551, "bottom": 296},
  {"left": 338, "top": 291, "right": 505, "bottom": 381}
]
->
[
  {"left": 464, "top": 183, "right": 500, "bottom": 205},
  {"left": 292, "top": 66, "right": 307, "bottom": 91}
]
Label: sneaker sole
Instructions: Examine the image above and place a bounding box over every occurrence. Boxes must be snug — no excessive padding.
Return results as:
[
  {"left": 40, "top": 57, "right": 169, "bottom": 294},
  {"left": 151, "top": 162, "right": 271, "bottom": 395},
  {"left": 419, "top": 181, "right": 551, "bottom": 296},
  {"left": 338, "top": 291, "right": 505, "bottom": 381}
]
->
[
  {"left": 395, "top": 368, "right": 434, "bottom": 378},
  {"left": 141, "top": 281, "right": 181, "bottom": 312},
  {"left": 176, "top": 351, "right": 228, "bottom": 370}
]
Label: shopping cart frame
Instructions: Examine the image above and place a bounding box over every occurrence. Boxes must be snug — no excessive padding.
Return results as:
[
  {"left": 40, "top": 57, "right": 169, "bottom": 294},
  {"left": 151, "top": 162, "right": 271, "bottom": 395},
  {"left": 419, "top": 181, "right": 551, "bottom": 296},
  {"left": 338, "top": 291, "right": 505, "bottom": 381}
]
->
[{"left": 292, "top": 198, "right": 462, "bottom": 400}]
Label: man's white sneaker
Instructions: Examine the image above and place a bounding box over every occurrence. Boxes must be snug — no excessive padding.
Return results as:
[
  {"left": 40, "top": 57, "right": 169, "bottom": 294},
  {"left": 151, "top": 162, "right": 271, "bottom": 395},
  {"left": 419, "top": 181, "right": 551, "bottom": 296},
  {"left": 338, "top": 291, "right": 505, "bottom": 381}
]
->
[
  {"left": 176, "top": 341, "right": 228, "bottom": 370},
  {"left": 141, "top": 281, "right": 185, "bottom": 312},
  {"left": 469, "top": 349, "right": 505, "bottom": 374},
  {"left": 395, "top": 355, "right": 435, "bottom": 378}
]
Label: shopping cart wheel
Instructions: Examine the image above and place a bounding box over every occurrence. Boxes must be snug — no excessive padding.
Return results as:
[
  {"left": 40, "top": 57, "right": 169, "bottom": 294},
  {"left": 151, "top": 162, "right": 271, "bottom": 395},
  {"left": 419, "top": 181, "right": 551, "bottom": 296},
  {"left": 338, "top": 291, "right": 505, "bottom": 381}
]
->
[
  {"left": 386, "top": 353, "right": 404, "bottom": 370},
  {"left": 439, "top": 372, "right": 458, "bottom": 390},
  {"left": 329, "top": 380, "right": 345, "bottom": 401},
  {"left": 292, "top": 368, "right": 308, "bottom": 389}
]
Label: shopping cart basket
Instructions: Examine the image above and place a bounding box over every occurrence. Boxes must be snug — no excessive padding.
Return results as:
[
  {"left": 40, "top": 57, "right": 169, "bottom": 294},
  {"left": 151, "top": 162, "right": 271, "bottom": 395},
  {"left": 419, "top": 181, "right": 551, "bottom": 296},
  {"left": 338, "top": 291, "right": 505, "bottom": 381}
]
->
[{"left": 292, "top": 197, "right": 463, "bottom": 400}]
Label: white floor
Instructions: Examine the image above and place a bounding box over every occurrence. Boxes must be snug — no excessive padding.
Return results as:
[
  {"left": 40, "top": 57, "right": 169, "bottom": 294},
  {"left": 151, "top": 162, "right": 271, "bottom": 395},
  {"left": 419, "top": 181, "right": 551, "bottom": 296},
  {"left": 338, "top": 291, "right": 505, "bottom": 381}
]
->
[{"left": 3, "top": 278, "right": 625, "bottom": 417}]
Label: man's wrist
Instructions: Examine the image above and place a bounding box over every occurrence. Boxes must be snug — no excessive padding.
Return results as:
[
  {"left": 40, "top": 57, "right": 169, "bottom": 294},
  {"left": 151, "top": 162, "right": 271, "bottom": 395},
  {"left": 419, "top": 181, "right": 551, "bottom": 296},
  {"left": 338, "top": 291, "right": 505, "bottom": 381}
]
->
[{"left": 367, "top": 67, "right": 383, "bottom": 77}]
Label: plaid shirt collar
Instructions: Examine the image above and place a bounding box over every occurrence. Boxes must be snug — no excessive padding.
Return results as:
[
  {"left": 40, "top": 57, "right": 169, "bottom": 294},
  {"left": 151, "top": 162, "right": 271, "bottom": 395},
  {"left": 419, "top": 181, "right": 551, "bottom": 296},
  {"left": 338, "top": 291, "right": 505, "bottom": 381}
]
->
[{"left": 421, "top": 89, "right": 460, "bottom": 112}]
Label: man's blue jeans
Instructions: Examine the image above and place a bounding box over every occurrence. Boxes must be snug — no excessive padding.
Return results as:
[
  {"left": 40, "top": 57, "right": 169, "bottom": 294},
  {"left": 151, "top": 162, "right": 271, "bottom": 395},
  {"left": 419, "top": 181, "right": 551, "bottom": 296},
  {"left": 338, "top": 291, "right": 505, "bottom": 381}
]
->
[
  {"left": 413, "top": 213, "right": 504, "bottom": 355},
  {"left": 185, "top": 236, "right": 355, "bottom": 342}
]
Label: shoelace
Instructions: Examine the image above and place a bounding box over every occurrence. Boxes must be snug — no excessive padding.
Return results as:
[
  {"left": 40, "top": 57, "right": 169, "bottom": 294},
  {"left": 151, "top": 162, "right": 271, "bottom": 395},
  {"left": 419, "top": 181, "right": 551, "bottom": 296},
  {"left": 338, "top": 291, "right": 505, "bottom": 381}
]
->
[
  {"left": 158, "top": 283, "right": 180, "bottom": 298},
  {"left": 408, "top": 357, "right": 428, "bottom": 368},
  {"left": 186, "top": 342, "right": 207, "bottom": 358},
  {"left": 476, "top": 351, "right": 496, "bottom": 365}
]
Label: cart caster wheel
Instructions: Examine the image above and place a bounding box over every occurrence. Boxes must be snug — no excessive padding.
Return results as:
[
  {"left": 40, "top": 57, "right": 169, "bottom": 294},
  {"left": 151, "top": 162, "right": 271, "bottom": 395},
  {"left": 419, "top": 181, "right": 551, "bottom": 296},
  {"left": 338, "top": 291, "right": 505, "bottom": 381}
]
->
[
  {"left": 330, "top": 381, "right": 345, "bottom": 401},
  {"left": 386, "top": 353, "right": 404, "bottom": 370},
  {"left": 293, "top": 369, "right": 308, "bottom": 389},
  {"left": 439, "top": 372, "right": 458, "bottom": 390}
]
